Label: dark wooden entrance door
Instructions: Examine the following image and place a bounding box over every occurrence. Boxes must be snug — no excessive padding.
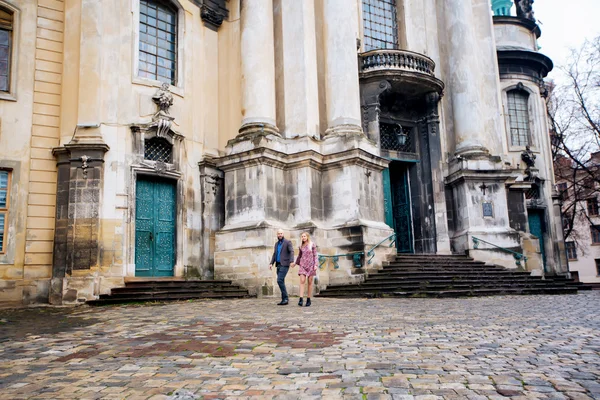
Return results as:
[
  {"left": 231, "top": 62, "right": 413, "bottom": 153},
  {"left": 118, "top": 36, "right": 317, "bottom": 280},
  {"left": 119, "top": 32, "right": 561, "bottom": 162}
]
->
[
  {"left": 135, "top": 177, "right": 176, "bottom": 277},
  {"left": 384, "top": 162, "right": 413, "bottom": 253}
]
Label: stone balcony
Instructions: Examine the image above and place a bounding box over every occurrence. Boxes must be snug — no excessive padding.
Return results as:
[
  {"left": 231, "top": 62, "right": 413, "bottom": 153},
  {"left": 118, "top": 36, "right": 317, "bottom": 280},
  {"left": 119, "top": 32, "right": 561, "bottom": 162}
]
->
[{"left": 359, "top": 49, "right": 444, "bottom": 96}]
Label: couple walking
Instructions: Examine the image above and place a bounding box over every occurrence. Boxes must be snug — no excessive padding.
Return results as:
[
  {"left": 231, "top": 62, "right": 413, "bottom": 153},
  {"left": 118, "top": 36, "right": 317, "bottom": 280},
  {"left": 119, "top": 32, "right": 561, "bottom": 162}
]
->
[{"left": 269, "top": 229, "right": 318, "bottom": 306}]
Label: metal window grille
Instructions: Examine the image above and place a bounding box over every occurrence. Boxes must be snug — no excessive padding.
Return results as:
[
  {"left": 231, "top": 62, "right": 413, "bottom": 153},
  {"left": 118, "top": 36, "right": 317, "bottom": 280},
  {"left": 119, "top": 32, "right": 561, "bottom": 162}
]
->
[
  {"left": 0, "top": 8, "right": 13, "bottom": 92},
  {"left": 565, "top": 242, "right": 577, "bottom": 260},
  {"left": 588, "top": 198, "right": 599, "bottom": 216},
  {"left": 144, "top": 137, "right": 173, "bottom": 163},
  {"left": 591, "top": 225, "right": 600, "bottom": 244},
  {"left": 380, "top": 122, "right": 414, "bottom": 153},
  {"left": 525, "top": 185, "right": 540, "bottom": 200},
  {"left": 139, "top": 0, "right": 177, "bottom": 85},
  {"left": 362, "top": 0, "right": 398, "bottom": 51},
  {"left": 507, "top": 90, "right": 530, "bottom": 146}
]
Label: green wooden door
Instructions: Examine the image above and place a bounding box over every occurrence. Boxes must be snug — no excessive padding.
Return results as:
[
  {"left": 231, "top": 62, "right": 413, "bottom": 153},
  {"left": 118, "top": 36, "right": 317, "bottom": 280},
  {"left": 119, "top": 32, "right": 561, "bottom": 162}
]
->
[
  {"left": 135, "top": 178, "right": 176, "bottom": 277},
  {"left": 391, "top": 165, "right": 413, "bottom": 253},
  {"left": 382, "top": 168, "right": 394, "bottom": 228},
  {"left": 528, "top": 210, "right": 546, "bottom": 271}
]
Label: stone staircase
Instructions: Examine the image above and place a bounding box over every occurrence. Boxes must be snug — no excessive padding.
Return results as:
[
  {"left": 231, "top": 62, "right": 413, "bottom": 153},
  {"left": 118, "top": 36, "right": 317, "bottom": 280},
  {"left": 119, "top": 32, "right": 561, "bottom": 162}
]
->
[
  {"left": 318, "top": 254, "right": 590, "bottom": 298},
  {"left": 87, "top": 279, "right": 250, "bottom": 306}
]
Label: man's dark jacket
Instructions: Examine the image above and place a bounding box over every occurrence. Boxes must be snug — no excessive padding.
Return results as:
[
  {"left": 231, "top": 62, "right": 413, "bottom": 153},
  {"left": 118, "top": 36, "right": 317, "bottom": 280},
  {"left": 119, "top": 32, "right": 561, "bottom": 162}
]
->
[{"left": 271, "top": 239, "right": 294, "bottom": 267}]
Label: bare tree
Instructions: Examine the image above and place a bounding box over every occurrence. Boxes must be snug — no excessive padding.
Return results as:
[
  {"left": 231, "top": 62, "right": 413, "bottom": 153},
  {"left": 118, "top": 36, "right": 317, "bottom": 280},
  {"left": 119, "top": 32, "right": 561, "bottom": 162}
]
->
[{"left": 550, "top": 36, "right": 600, "bottom": 251}]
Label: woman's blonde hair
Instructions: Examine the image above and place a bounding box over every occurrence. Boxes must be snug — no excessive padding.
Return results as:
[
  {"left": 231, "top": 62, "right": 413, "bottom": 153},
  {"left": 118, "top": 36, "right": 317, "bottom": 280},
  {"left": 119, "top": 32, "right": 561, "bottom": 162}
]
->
[{"left": 300, "top": 231, "right": 312, "bottom": 248}]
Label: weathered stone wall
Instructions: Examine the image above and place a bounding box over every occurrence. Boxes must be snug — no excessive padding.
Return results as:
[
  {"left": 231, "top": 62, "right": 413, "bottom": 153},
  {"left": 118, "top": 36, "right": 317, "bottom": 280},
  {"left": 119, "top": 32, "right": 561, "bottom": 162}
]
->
[{"left": 0, "top": 0, "right": 64, "bottom": 306}]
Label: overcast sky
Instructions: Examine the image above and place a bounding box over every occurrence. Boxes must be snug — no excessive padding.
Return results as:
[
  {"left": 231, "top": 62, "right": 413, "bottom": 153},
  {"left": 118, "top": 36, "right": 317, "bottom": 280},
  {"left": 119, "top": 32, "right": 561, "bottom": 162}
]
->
[{"left": 534, "top": 0, "right": 600, "bottom": 81}]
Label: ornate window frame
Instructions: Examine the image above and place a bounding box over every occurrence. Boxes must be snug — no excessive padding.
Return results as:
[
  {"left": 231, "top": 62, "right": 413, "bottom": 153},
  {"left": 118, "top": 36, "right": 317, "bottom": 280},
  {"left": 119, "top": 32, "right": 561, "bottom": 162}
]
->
[
  {"left": 131, "top": 0, "right": 185, "bottom": 94},
  {"left": 128, "top": 83, "right": 184, "bottom": 278},
  {"left": 0, "top": 160, "right": 19, "bottom": 264},
  {"left": 502, "top": 82, "right": 539, "bottom": 152},
  {"left": 0, "top": 1, "right": 19, "bottom": 102}
]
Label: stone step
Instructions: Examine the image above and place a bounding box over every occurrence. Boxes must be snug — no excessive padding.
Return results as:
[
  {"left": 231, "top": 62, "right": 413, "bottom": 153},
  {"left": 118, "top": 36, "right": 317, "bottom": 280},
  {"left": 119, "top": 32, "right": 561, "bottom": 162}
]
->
[
  {"left": 123, "top": 279, "right": 234, "bottom": 288},
  {"left": 110, "top": 286, "right": 246, "bottom": 294},
  {"left": 88, "top": 279, "right": 250, "bottom": 305},
  {"left": 318, "top": 286, "right": 578, "bottom": 298},
  {"left": 99, "top": 289, "right": 250, "bottom": 299},
  {"left": 323, "top": 281, "right": 574, "bottom": 292},
  {"left": 328, "top": 276, "right": 575, "bottom": 289},
  {"left": 374, "top": 270, "right": 533, "bottom": 277},
  {"left": 318, "top": 253, "right": 585, "bottom": 298},
  {"left": 88, "top": 291, "right": 250, "bottom": 306}
]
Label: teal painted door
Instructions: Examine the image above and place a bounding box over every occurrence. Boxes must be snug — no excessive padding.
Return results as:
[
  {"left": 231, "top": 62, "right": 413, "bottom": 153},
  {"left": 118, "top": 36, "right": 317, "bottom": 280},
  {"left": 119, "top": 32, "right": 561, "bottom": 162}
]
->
[
  {"left": 135, "top": 178, "right": 176, "bottom": 277},
  {"left": 528, "top": 210, "right": 546, "bottom": 271},
  {"left": 391, "top": 164, "right": 413, "bottom": 253},
  {"left": 382, "top": 168, "right": 394, "bottom": 228}
]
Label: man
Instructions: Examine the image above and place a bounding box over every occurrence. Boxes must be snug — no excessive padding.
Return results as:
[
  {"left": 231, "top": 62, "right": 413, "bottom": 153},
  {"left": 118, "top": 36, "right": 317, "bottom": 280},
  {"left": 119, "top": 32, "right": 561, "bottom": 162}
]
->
[{"left": 269, "top": 229, "right": 294, "bottom": 305}]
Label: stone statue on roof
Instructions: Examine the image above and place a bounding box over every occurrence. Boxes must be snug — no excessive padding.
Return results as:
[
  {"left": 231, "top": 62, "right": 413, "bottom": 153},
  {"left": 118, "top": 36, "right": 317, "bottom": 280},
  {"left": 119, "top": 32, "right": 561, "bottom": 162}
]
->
[{"left": 514, "top": 0, "right": 536, "bottom": 22}]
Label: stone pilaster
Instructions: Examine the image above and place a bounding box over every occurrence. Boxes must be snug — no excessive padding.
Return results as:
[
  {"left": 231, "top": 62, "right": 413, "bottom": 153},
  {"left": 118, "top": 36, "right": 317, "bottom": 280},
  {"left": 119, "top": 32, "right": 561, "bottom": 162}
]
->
[
  {"left": 425, "top": 93, "right": 451, "bottom": 253},
  {"left": 49, "top": 141, "right": 109, "bottom": 304},
  {"left": 238, "top": 0, "right": 279, "bottom": 137},
  {"left": 323, "top": 0, "right": 363, "bottom": 136},
  {"left": 198, "top": 158, "right": 225, "bottom": 279}
]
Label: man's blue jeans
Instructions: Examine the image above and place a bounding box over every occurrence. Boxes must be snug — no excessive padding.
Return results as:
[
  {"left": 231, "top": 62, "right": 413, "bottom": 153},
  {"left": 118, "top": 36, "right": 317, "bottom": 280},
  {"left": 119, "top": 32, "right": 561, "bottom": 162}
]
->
[{"left": 276, "top": 264, "right": 289, "bottom": 302}]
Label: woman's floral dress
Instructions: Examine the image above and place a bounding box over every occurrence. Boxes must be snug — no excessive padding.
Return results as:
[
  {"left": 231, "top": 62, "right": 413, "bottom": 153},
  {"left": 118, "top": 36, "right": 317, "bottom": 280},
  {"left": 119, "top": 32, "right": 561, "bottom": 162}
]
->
[{"left": 295, "top": 242, "right": 318, "bottom": 277}]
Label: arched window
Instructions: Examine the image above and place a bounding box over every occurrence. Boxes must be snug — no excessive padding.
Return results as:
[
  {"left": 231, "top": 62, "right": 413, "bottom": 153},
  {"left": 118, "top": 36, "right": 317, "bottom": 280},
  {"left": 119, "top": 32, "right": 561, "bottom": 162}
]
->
[
  {"left": 362, "top": 0, "right": 398, "bottom": 51},
  {"left": 139, "top": 0, "right": 177, "bottom": 85},
  {"left": 0, "top": 7, "right": 13, "bottom": 92},
  {"left": 507, "top": 89, "right": 531, "bottom": 146}
]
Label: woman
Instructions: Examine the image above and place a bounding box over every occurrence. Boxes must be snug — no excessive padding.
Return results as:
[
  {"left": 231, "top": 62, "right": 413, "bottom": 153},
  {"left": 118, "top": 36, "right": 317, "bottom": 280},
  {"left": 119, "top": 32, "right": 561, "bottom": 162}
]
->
[{"left": 294, "top": 232, "right": 318, "bottom": 307}]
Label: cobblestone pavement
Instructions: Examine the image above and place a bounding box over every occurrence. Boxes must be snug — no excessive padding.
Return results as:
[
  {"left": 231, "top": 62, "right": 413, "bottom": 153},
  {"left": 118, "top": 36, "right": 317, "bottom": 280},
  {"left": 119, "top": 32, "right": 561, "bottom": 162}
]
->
[{"left": 1, "top": 292, "right": 599, "bottom": 400}]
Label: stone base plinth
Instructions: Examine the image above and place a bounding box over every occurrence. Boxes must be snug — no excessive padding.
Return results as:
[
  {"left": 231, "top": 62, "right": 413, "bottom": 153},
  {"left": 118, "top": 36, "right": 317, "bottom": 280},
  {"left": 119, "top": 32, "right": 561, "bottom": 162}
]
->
[{"left": 214, "top": 222, "right": 394, "bottom": 298}]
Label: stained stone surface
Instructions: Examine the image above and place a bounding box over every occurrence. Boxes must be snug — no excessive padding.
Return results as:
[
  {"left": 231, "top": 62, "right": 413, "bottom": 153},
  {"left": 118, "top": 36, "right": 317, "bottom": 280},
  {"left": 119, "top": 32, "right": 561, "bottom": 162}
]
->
[{"left": 0, "top": 292, "right": 599, "bottom": 399}]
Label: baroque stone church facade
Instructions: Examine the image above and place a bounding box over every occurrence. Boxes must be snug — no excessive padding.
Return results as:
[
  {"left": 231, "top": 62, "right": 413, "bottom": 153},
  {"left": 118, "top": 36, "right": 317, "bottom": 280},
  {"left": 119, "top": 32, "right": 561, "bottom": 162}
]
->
[{"left": 0, "top": 0, "right": 566, "bottom": 305}]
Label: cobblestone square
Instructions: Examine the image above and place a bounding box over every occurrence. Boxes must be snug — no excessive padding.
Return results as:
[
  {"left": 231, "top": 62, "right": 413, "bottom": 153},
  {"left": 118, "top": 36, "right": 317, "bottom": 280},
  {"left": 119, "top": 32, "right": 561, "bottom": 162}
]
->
[{"left": 1, "top": 292, "right": 599, "bottom": 399}]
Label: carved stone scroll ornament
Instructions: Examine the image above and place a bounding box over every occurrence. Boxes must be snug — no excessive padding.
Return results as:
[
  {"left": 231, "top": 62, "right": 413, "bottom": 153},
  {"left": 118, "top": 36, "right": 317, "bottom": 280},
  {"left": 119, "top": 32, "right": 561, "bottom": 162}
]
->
[
  {"left": 514, "top": 0, "right": 535, "bottom": 22},
  {"left": 521, "top": 145, "right": 536, "bottom": 168},
  {"left": 151, "top": 83, "right": 175, "bottom": 138},
  {"left": 201, "top": 4, "right": 224, "bottom": 28},
  {"left": 521, "top": 145, "right": 537, "bottom": 180}
]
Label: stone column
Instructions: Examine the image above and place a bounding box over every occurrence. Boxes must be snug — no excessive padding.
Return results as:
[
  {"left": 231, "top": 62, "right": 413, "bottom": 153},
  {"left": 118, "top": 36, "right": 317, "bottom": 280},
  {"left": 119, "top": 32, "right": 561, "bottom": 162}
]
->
[
  {"left": 278, "top": 0, "right": 320, "bottom": 138},
  {"left": 239, "top": 0, "right": 279, "bottom": 136},
  {"left": 323, "top": 0, "right": 363, "bottom": 136},
  {"left": 444, "top": 0, "right": 488, "bottom": 157}
]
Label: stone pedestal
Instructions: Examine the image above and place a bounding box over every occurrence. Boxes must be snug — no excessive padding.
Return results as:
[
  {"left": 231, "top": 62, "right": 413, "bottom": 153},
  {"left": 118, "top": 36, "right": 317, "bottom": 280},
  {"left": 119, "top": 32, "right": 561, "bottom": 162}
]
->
[
  {"left": 213, "top": 136, "right": 394, "bottom": 296},
  {"left": 445, "top": 157, "right": 523, "bottom": 268},
  {"left": 50, "top": 141, "right": 109, "bottom": 305},
  {"left": 197, "top": 159, "right": 225, "bottom": 279}
]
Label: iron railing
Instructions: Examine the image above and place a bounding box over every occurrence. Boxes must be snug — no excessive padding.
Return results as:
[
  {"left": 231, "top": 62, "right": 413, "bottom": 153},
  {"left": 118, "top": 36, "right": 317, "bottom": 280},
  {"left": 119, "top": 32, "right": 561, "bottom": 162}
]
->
[
  {"left": 472, "top": 236, "right": 528, "bottom": 268},
  {"left": 318, "top": 233, "right": 397, "bottom": 270}
]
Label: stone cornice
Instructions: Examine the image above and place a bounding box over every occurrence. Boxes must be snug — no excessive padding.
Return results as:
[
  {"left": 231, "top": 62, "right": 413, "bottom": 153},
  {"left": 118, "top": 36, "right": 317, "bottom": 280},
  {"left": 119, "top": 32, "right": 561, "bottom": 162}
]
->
[
  {"left": 497, "top": 49, "right": 554, "bottom": 79},
  {"left": 214, "top": 147, "right": 390, "bottom": 173}
]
